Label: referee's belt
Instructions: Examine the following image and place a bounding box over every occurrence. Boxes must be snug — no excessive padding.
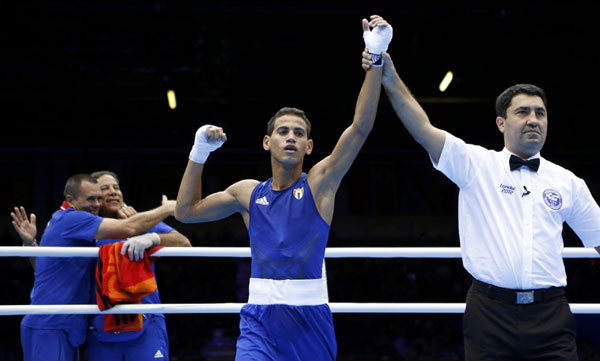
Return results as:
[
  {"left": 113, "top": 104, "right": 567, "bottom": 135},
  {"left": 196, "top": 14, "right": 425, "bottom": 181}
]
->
[{"left": 472, "top": 278, "right": 565, "bottom": 305}]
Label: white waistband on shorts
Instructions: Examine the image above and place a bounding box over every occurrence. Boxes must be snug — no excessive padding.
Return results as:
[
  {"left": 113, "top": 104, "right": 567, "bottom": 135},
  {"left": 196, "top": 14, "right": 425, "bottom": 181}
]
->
[{"left": 247, "top": 277, "right": 329, "bottom": 306}]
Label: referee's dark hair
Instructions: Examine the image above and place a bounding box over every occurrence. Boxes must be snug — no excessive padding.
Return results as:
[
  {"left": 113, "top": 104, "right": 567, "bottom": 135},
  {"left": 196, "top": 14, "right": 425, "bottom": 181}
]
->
[{"left": 495, "top": 84, "right": 548, "bottom": 118}]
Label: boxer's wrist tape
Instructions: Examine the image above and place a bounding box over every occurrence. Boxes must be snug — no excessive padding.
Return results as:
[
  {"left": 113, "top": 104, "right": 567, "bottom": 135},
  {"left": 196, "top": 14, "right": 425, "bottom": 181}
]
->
[
  {"left": 369, "top": 53, "right": 383, "bottom": 67},
  {"left": 189, "top": 144, "right": 210, "bottom": 164}
]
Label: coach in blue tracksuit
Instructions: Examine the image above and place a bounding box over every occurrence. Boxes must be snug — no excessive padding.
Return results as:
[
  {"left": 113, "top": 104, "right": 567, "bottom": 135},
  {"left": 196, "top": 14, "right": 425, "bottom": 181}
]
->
[
  {"left": 19, "top": 174, "right": 175, "bottom": 361},
  {"left": 86, "top": 171, "right": 191, "bottom": 361}
]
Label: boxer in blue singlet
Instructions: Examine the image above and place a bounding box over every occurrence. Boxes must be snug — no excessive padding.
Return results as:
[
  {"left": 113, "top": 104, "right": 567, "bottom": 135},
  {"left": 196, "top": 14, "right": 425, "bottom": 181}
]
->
[{"left": 176, "top": 15, "right": 392, "bottom": 360}]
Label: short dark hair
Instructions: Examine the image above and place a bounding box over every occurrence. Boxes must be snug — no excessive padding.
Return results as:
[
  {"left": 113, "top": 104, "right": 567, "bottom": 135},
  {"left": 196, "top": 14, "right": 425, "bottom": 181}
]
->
[
  {"left": 91, "top": 170, "right": 120, "bottom": 184},
  {"left": 495, "top": 84, "right": 548, "bottom": 118},
  {"left": 267, "top": 107, "right": 312, "bottom": 138},
  {"left": 63, "top": 174, "right": 97, "bottom": 199}
]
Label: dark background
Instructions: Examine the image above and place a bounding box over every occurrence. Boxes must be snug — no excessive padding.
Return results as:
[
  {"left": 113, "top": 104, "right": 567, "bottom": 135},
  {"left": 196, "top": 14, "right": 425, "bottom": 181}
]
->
[{"left": 2, "top": 2, "right": 600, "bottom": 360}]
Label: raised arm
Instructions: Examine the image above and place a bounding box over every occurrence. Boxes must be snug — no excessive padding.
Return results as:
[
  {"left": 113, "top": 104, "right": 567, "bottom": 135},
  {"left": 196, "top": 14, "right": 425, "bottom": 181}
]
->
[
  {"left": 308, "top": 16, "right": 389, "bottom": 222},
  {"left": 375, "top": 52, "right": 446, "bottom": 163},
  {"left": 175, "top": 125, "right": 257, "bottom": 225},
  {"left": 310, "top": 56, "right": 382, "bottom": 185}
]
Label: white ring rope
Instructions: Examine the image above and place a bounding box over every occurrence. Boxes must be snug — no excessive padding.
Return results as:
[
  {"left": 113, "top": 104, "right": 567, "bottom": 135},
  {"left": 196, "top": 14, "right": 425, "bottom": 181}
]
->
[
  {"left": 1, "top": 246, "right": 598, "bottom": 258},
  {"left": 3, "top": 246, "right": 599, "bottom": 316},
  {"left": 2, "top": 303, "right": 600, "bottom": 315}
]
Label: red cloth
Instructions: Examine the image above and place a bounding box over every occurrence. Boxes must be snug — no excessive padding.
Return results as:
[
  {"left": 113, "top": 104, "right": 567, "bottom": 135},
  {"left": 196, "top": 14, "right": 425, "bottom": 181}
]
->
[
  {"left": 95, "top": 242, "right": 163, "bottom": 332},
  {"left": 58, "top": 201, "right": 71, "bottom": 211}
]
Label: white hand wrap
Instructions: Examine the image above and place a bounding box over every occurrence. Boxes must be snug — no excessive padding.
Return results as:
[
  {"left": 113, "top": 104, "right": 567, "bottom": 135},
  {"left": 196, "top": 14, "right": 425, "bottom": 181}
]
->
[
  {"left": 189, "top": 125, "right": 225, "bottom": 164},
  {"left": 363, "top": 24, "right": 393, "bottom": 67},
  {"left": 121, "top": 232, "right": 160, "bottom": 262}
]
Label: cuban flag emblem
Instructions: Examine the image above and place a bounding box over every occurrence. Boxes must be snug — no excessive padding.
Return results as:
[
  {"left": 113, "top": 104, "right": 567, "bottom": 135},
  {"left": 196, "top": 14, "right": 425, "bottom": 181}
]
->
[{"left": 293, "top": 187, "right": 304, "bottom": 200}]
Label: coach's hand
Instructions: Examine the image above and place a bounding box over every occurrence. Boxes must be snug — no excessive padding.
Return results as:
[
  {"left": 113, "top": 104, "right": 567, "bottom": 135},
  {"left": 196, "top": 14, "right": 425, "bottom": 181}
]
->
[{"left": 121, "top": 232, "right": 160, "bottom": 261}]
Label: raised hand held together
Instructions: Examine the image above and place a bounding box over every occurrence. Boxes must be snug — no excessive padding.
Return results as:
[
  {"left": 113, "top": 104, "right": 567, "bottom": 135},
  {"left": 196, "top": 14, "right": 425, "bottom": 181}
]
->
[{"left": 362, "top": 15, "right": 393, "bottom": 67}]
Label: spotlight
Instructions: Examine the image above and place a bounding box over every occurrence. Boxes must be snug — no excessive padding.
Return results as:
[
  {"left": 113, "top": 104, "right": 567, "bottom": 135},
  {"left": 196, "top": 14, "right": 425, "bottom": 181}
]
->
[
  {"left": 439, "top": 71, "right": 453, "bottom": 92},
  {"left": 167, "top": 89, "right": 177, "bottom": 109}
]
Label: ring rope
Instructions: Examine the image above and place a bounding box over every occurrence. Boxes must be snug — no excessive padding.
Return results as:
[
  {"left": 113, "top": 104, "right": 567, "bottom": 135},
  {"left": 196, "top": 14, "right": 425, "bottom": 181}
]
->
[
  {"left": 1, "top": 247, "right": 598, "bottom": 258},
  {"left": 3, "top": 303, "right": 600, "bottom": 316},
  {"left": 3, "top": 247, "right": 598, "bottom": 316}
]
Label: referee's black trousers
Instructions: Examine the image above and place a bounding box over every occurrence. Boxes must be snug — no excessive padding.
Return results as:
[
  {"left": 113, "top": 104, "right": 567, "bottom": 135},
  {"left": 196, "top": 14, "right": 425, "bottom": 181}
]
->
[{"left": 463, "top": 279, "right": 577, "bottom": 361}]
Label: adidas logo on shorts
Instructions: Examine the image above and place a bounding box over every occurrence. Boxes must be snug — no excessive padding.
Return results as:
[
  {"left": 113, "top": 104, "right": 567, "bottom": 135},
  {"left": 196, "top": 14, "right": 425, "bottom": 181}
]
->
[
  {"left": 255, "top": 196, "right": 269, "bottom": 205},
  {"left": 154, "top": 349, "right": 164, "bottom": 358}
]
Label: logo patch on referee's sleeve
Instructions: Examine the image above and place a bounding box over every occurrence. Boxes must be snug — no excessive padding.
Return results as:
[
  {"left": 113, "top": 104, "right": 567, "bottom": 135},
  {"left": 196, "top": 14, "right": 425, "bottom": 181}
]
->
[{"left": 543, "top": 189, "right": 562, "bottom": 210}]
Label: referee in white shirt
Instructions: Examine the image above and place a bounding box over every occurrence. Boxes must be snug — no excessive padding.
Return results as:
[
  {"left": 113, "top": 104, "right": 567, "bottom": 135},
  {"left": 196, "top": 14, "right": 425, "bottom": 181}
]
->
[{"left": 362, "top": 50, "right": 600, "bottom": 360}]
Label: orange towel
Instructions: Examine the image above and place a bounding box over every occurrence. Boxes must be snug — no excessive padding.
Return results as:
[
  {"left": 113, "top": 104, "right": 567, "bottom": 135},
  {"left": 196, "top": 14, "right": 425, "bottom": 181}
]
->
[{"left": 95, "top": 241, "right": 163, "bottom": 332}]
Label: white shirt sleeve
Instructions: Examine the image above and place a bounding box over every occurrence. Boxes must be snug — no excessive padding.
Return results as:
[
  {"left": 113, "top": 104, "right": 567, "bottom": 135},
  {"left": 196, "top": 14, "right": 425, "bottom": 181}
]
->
[
  {"left": 432, "top": 131, "right": 489, "bottom": 190},
  {"left": 566, "top": 177, "right": 600, "bottom": 248}
]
